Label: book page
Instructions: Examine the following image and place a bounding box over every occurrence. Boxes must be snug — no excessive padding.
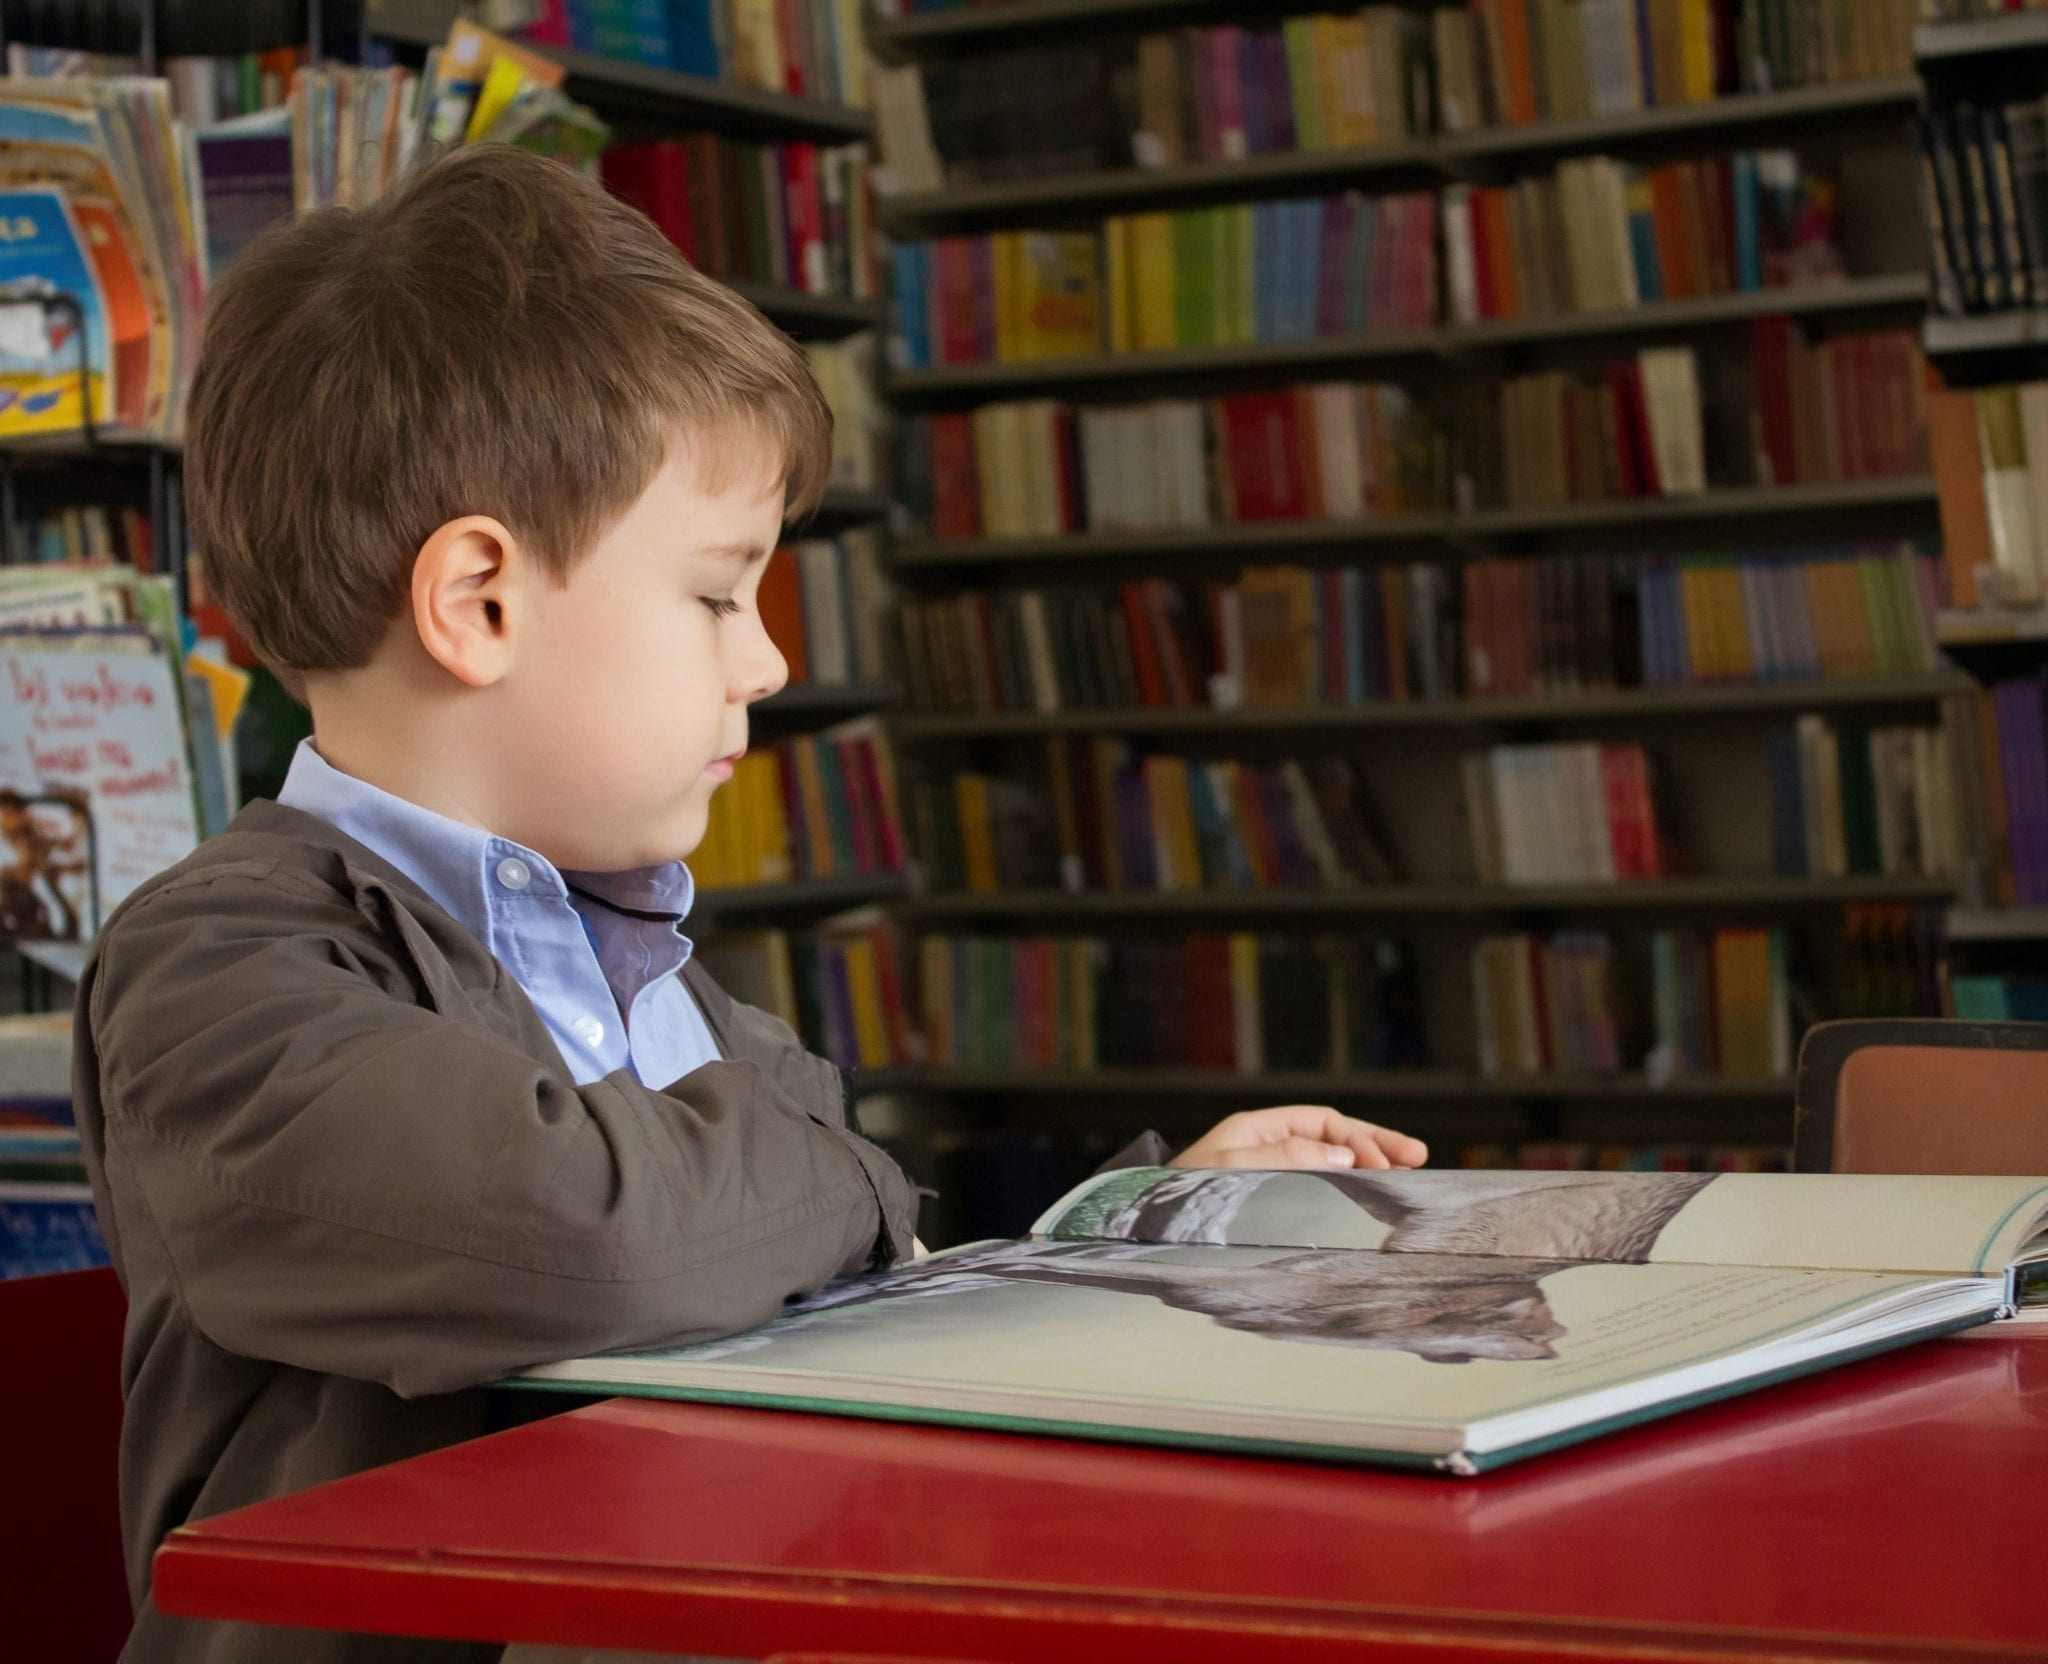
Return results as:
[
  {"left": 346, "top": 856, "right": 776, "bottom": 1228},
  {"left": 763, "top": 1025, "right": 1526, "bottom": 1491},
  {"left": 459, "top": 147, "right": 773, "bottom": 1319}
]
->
[
  {"left": 526, "top": 1240, "right": 1992, "bottom": 1458},
  {"left": 1034, "top": 1168, "right": 2048, "bottom": 1278}
]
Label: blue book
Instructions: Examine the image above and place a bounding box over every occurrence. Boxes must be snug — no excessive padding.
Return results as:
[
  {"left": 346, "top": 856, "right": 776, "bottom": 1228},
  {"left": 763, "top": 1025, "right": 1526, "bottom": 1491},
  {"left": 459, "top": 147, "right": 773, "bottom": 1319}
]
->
[
  {"left": 1252, "top": 201, "right": 1284, "bottom": 342},
  {"left": 0, "top": 1183, "right": 109, "bottom": 1278},
  {"left": 1732, "top": 152, "right": 1763, "bottom": 292},
  {"left": 1627, "top": 198, "right": 1664, "bottom": 303},
  {"left": 665, "top": 0, "right": 722, "bottom": 78},
  {"left": 1288, "top": 199, "right": 1322, "bottom": 339},
  {"left": 892, "top": 244, "right": 930, "bottom": 366},
  {"left": 0, "top": 186, "right": 111, "bottom": 436}
]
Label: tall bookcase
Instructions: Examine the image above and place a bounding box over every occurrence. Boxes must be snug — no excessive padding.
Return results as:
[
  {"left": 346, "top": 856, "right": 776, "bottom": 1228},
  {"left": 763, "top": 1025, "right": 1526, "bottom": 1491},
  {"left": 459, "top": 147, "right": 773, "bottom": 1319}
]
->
[{"left": 865, "top": 0, "right": 1967, "bottom": 1241}]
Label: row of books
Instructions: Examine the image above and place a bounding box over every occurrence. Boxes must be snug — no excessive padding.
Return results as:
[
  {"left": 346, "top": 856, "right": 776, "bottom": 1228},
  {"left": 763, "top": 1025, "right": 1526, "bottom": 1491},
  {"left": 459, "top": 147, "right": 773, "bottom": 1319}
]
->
[
  {"left": 1473, "top": 926, "right": 1789, "bottom": 1079},
  {"left": 898, "top": 381, "right": 1441, "bottom": 541},
  {"left": 913, "top": 749, "right": 1400, "bottom": 897},
  {"left": 520, "top": 0, "right": 868, "bottom": 107},
  {"left": 602, "top": 135, "right": 879, "bottom": 303},
  {"left": 917, "top": 933, "right": 1428, "bottom": 1075},
  {"left": 1915, "top": 104, "right": 2048, "bottom": 319},
  {"left": 1979, "top": 676, "right": 2048, "bottom": 910},
  {"left": 1929, "top": 378, "right": 2048, "bottom": 610},
  {"left": 894, "top": 545, "right": 1940, "bottom": 718},
  {"left": 13, "top": 506, "right": 155, "bottom": 572},
  {"left": 1462, "top": 742, "right": 1667, "bottom": 885},
  {"left": 808, "top": 334, "right": 883, "bottom": 490},
  {"left": 1952, "top": 974, "right": 2048, "bottom": 1024},
  {"left": 1767, "top": 717, "right": 1962, "bottom": 883},
  {"left": 759, "top": 533, "right": 887, "bottom": 689},
  {"left": 1443, "top": 150, "right": 1843, "bottom": 324},
  {"left": 697, "top": 920, "right": 916, "bottom": 1072},
  {"left": 889, "top": 192, "right": 1440, "bottom": 368},
  {"left": 895, "top": 328, "right": 1929, "bottom": 541},
  {"left": 1434, "top": 0, "right": 1913, "bottom": 132},
  {"left": 867, "top": 2, "right": 1904, "bottom": 192},
  {"left": 162, "top": 48, "right": 303, "bottom": 126},
  {"left": 1489, "top": 326, "right": 1928, "bottom": 509},
  {"left": 690, "top": 721, "right": 906, "bottom": 890}
]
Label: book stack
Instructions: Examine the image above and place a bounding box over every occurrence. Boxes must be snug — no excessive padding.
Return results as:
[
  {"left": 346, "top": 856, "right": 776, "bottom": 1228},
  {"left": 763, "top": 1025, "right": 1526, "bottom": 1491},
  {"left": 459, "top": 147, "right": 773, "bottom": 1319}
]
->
[
  {"left": 603, "top": 135, "right": 878, "bottom": 302},
  {"left": 1915, "top": 104, "right": 2048, "bottom": 319},
  {"left": 890, "top": 232, "right": 1101, "bottom": 367},
  {"left": 15, "top": 506, "right": 156, "bottom": 571},
  {"left": 1651, "top": 926, "right": 1792, "bottom": 1077},
  {"left": 1458, "top": 1141, "right": 1791, "bottom": 1171},
  {"left": 915, "top": 746, "right": 1399, "bottom": 896},
  {"left": 1471, "top": 932, "right": 1624, "bottom": 1076},
  {"left": 696, "top": 918, "right": 917, "bottom": 1071},
  {"left": 1443, "top": 149, "right": 1842, "bottom": 323},
  {"left": 1431, "top": 0, "right": 1914, "bottom": 129},
  {"left": 0, "top": 564, "right": 249, "bottom": 938},
  {"left": 896, "top": 382, "right": 1443, "bottom": 540},
  {"left": 758, "top": 534, "right": 887, "bottom": 689},
  {"left": 691, "top": 719, "right": 907, "bottom": 890},
  {"left": 1927, "top": 376, "right": 2048, "bottom": 610},
  {"left": 522, "top": 0, "right": 869, "bottom": 106},
  {"left": 0, "top": 1014, "right": 103, "bottom": 1278},
  {"left": 1767, "top": 716, "right": 1961, "bottom": 881},
  {"left": 808, "top": 335, "right": 884, "bottom": 489},
  {"left": 1462, "top": 743, "right": 1668, "bottom": 885},
  {"left": 918, "top": 932, "right": 1427, "bottom": 1074},
  {"left": 0, "top": 82, "right": 209, "bottom": 440}
]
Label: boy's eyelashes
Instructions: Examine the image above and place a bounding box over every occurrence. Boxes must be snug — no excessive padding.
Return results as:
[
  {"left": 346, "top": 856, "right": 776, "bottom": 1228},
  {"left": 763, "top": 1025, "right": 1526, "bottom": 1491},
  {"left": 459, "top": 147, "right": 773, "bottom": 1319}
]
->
[{"left": 701, "top": 596, "right": 741, "bottom": 618}]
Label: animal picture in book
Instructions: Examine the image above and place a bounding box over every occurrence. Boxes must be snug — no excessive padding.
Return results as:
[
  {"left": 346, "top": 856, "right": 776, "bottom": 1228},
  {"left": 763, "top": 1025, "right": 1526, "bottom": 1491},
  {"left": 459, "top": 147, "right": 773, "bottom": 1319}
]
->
[{"left": 0, "top": 187, "right": 108, "bottom": 433}]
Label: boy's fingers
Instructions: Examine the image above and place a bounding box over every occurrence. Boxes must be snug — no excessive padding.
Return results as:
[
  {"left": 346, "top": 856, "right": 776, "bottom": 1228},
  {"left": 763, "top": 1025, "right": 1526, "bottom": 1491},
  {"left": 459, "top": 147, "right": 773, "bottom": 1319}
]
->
[{"left": 1210, "top": 1137, "right": 1359, "bottom": 1170}]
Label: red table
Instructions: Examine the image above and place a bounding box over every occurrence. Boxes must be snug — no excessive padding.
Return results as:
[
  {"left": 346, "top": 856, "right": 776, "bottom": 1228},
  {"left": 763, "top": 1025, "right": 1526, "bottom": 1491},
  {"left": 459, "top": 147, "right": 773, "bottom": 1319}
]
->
[{"left": 155, "top": 1336, "right": 2048, "bottom": 1663}]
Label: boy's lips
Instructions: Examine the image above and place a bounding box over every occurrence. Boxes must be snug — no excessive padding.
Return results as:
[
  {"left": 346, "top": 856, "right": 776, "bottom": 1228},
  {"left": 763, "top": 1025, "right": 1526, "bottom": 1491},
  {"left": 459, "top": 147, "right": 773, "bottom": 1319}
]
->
[{"left": 705, "top": 748, "right": 745, "bottom": 781}]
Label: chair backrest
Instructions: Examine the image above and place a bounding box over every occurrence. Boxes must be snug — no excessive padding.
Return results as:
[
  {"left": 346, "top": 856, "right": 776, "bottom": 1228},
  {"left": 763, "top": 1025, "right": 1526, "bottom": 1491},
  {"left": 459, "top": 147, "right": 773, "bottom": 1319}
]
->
[
  {"left": 1795, "top": 1019, "right": 2048, "bottom": 1174},
  {"left": 0, "top": 1266, "right": 131, "bottom": 1662}
]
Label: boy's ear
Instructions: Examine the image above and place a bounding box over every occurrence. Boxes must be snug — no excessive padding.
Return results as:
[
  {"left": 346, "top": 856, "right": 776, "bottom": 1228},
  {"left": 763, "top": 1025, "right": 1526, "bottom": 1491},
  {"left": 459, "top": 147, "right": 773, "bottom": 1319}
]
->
[{"left": 410, "top": 515, "right": 523, "bottom": 688}]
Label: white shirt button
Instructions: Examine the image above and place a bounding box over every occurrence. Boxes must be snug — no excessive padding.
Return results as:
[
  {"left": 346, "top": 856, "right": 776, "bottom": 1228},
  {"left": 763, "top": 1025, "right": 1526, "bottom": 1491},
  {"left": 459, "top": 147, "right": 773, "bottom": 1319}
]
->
[
  {"left": 495, "top": 856, "right": 531, "bottom": 891},
  {"left": 574, "top": 1016, "right": 606, "bottom": 1049}
]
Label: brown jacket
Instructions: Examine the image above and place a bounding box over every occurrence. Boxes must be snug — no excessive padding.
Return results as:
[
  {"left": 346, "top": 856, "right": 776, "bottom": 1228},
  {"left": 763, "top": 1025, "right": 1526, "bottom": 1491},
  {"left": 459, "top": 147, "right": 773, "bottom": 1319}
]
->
[{"left": 74, "top": 800, "right": 919, "bottom": 1664}]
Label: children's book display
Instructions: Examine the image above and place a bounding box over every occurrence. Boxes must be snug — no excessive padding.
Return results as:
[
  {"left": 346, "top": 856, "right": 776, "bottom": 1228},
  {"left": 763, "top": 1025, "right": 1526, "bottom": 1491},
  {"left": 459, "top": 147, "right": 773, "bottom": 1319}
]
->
[{"left": 521, "top": 1166, "right": 2048, "bottom": 1474}]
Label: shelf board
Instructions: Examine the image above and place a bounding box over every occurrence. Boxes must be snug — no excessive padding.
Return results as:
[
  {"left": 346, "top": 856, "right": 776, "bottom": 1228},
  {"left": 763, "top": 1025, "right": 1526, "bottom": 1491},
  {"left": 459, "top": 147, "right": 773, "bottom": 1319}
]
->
[
  {"left": 900, "top": 877, "right": 1956, "bottom": 923},
  {"left": 885, "top": 275, "right": 1926, "bottom": 400},
  {"left": 366, "top": 0, "right": 868, "bottom": 141},
  {"left": 724, "top": 282, "right": 883, "bottom": 338},
  {"left": 878, "top": 140, "right": 1439, "bottom": 230},
  {"left": 694, "top": 872, "right": 906, "bottom": 917},
  {"left": 1915, "top": 13, "right": 2048, "bottom": 62},
  {"left": 1938, "top": 607, "right": 2048, "bottom": 647},
  {"left": 1945, "top": 907, "right": 2048, "bottom": 945},
  {"left": 891, "top": 674, "right": 1972, "bottom": 740},
  {"left": 850, "top": 1065, "right": 1792, "bottom": 1102},
  {"left": 755, "top": 681, "right": 893, "bottom": 720},
  {"left": 806, "top": 485, "right": 892, "bottom": 528},
  {"left": 891, "top": 477, "right": 1940, "bottom": 568},
  {"left": 1921, "top": 311, "right": 2048, "bottom": 357},
  {"left": 1439, "top": 77, "right": 1919, "bottom": 165},
  {"left": 874, "top": 0, "right": 1251, "bottom": 51},
  {"left": 878, "top": 79, "right": 1919, "bottom": 227}
]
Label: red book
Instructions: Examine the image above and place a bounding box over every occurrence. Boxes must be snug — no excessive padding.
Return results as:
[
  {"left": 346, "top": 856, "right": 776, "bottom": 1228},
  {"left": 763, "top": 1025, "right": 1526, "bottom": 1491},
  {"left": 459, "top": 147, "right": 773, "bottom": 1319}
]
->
[
  {"left": 1144, "top": 580, "right": 1195, "bottom": 706},
  {"left": 968, "top": 237, "right": 997, "bottom": 363},
  {"left": 1470, "top": 188, "right": 1500, "bottom": 321},
  {"left": 1052, "top": 405, "right": 1082, "bottom": 530},
  {"left": 1120, "top": 585, "right": 1169, "bottom": 705},
  {"left": 851, "top": 740, "right": 906, "bottom": 871},
  {"left": 687, "top": 134, "right": 727, "bottom": 275},
  {"left": 1220, "top": 394, "right": 1308, "bottom": 520},
  {"left": 1185, "top": 935, "right": 1236, "bottom": 1069},
  {"left": 1828, "top": 336, "right": 1862, "bottom": 482},
  {"left": 1187, "top": 27, "right": 1219, "bottom": 158},
  {"left": 1607, "top": 362, "right": 1658, "bottom": 496},
  {"left": 1379, "top": 566, "right": 1408, "bottom": 701},
  {"left": 837, "top": 738, "right": 879, "bottom": 874},
  {"left": 1320, "top": 571, "right": 1347, "bottom": 703},
  {"left": 870, "top": 929, "right": 912, "bottom": 1064},
  {"left": 600, "top": 142, "right": 698, "bottom": 264},
  {"left": 1211, "top": 27, "right": 1247, "bottom": 155},
  {"left": 1224, "top": 764, "right": 1282, "bottom": 886},
  {"left": 934, "top": 239, "right": 979, "bottom": 366},
  {"left": 930, "top": 413, "right": 981, "bottom": 538},
  {"left": 774, "top": 0, "right": 806, "bottom": 93},
  {"left": 1749, "top": 317, "right": 1797, "bottom": 487},
  {"left": 779, "top": 143, "right": 824, "bottom": 294},
  {"left": 756, "top": 549, "right": 808, "bottom": 683},
  {"left": 1523, "top": 936, "right": 1553, "bottom": 1072}
]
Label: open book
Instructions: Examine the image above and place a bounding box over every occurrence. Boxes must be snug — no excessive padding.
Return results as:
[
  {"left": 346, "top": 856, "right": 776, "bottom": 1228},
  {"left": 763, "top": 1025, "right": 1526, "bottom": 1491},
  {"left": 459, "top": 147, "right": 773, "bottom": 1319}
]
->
[{"left": 519, "top": 1169, "right": 2048, "bottom": 1473}]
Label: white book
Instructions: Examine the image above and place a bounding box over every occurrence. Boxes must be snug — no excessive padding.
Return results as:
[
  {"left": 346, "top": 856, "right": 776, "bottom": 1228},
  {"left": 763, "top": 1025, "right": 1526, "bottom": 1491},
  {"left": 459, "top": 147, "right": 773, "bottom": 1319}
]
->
[
  {"left": 1638, "top": 348, "right": 1706, "bottom": 495},
  {"left": 1978, "top": 387, "right": 2041, "bottom": 604},
  {"left": 1443, "top": 186, "right": 1481, "bottom": 324},
  {"left": 1311, "top": 384, "right": 1365, "bottom": 517},
  {"left": 2015, "top": 384, "right": 2048, "bottom": 603},
  {"left": 1017, "top": 590, "right": 1060, "bottom": 714}
]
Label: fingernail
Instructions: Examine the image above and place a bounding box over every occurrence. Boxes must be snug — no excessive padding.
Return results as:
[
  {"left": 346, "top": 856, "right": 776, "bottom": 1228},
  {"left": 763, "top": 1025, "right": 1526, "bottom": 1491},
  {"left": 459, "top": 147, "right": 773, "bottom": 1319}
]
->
[{"left": 1325, "top": 1147, "right": 1355, "bottom": 1167}]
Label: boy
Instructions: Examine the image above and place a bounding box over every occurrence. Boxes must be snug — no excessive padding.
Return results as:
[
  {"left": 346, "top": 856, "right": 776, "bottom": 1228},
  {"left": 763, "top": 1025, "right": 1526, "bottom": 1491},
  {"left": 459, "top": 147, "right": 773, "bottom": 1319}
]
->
[{"left": 73, "top": 145, "right": 1425, "bottom": 1664}]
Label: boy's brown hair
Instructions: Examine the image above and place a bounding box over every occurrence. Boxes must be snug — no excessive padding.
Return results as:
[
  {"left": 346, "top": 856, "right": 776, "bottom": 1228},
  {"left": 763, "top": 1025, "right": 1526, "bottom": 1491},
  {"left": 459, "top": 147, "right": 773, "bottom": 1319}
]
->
[{"left": 186, "top": 143, "right": 832, "bottom": 678}]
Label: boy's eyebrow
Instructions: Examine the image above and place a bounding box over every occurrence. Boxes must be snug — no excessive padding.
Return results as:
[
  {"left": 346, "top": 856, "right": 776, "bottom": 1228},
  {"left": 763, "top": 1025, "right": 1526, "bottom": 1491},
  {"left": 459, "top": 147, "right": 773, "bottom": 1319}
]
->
[{"left": 693, "top": 541, "right": 771, "bottom": 567}]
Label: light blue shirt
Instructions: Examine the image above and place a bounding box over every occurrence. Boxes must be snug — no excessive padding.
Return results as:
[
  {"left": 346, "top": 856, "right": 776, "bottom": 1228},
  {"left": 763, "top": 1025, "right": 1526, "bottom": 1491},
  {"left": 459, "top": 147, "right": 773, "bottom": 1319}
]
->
[{"left": 276, "top": 739, "right": 722, "bottom": 1089}]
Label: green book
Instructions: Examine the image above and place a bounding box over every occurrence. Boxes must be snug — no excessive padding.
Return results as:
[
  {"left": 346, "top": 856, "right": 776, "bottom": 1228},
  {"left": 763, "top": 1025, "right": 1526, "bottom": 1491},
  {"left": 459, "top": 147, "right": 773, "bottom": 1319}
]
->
[
  {"left": 1836, "top": 724, "right": 1882, "bottom": 875},
  {"left": 1171, "top": 210, "right": 1213, "bottom": 349},
  {"left": 516, "top": 1168, "right": 2048, "bottom": 1475}
]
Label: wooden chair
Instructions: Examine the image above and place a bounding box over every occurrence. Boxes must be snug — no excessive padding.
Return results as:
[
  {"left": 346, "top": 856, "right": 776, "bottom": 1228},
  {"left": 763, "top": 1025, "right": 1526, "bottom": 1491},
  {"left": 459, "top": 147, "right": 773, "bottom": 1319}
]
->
[
  {"left": 0, "top": 1266, "right": 131, "bottom": 1662},
  {"left": 1794, "top": 1019, "right": 2048, "bottom": 1174}
]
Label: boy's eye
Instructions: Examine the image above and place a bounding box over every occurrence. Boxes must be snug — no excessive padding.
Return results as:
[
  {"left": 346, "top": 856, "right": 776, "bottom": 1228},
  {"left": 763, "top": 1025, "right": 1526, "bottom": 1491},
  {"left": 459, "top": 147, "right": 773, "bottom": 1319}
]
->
[{"left": 702, "top": 597, "right": 741, "bottom": 618}]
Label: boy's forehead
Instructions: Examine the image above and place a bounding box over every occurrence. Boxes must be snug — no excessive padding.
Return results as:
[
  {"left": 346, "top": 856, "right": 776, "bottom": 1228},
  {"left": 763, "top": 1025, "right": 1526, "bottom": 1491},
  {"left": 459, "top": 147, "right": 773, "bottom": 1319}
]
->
[{"left": 664, "top": 424, "right": 788, "bottom": 512}]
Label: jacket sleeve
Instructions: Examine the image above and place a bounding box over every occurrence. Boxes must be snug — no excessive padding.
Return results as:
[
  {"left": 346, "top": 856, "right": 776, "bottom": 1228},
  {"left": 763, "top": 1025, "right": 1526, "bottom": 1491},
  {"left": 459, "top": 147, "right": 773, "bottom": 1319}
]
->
[{"left": 84, "top": 865, "right": 919, "bottom": 1398}]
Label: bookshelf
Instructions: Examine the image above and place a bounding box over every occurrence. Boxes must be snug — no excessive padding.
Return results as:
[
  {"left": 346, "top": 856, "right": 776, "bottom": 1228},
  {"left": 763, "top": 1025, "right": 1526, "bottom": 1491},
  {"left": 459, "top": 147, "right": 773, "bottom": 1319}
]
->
[
  {"left": 1915, "top": 12, "right": 2048, "bottom": 63},
  {"left": 866, "top": 1, "right": 1955, "bottom": 1209}
]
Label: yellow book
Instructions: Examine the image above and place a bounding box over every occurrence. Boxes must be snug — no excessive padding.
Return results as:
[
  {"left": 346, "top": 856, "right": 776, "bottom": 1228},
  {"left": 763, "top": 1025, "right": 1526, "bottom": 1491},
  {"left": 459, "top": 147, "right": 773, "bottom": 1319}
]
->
[
  {"left": 1712, "top": 565, "right": 1752, "bottom": 680},
  {"left": 955, "top": 774, "right": 999, "bottom": 892},
  {"left": 1321, "top": 16, "right": 1376, "bottom": 147},
  {"left": 1104, "top": 216, "right": 1134, "bottom": 353},
  {"left": 1146, "top": 755, "right": 1204, "bottom": 890},
  {"left": 1229, "top": 933, "right": 1263, "bottom": 1073},
  {"left": 1677, "top": 0, "right": 1715, "bottom": 102},
  {"left": 1679, "top": 565, "right": 1718, "bottom": 679},
  {"left": 1711, "top": 929, "right": 1773, "bottom": 1077},
  {"left": 1130, "top": 213, "right": 1177, "bottom": 352},
  {"left": 993, "top": 232, "right": 1024, "bottom": 363},
  {"left": 1019, "top": 231, "right": 1102, "bottom": 359},
  {"left": 750, "top": 752, "right": 792, "bottom": 883},
  {"left": 842, "top": 935, "right": 889, "bottom": 1067},
  {"left": 921, "top": 936, "right": 954, "bottom": 1065}
]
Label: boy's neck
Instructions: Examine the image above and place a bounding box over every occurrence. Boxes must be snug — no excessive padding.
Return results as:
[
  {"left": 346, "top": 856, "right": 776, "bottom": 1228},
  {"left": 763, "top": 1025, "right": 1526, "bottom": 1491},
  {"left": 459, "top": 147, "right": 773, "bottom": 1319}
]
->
[{"left": 305, "top": 665, "right": 507, "bottom": 840}]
